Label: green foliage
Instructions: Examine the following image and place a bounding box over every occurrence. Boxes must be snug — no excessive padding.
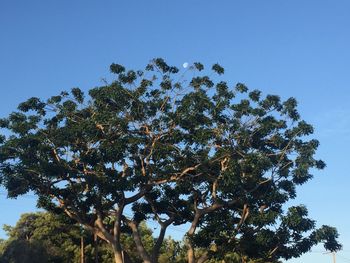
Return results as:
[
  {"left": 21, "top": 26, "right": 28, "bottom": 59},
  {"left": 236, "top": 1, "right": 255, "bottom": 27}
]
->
[
  {"left": 0, "top": 212, "right": 84, "bottom": 263},
  {"left": 0, "top": 212, "right": 185, "bottom": 263},
  {"left": 0, "top": 239, "right": 53, "bottom": 263},
  {"left": 0, "top": 58, "right": 341, "bottom": 262}
]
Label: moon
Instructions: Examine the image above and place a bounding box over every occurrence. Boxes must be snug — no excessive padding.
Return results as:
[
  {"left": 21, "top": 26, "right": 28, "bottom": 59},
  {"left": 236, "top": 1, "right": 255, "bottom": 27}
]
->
[{"left": 183, "top": 62, "right": 189, "bottom": 68}]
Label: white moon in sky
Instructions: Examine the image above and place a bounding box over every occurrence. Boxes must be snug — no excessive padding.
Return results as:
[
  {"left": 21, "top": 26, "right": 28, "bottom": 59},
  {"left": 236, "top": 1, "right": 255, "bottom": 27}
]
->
[{"left": 183, "top": 62, "right": 189, "bottom": 68}]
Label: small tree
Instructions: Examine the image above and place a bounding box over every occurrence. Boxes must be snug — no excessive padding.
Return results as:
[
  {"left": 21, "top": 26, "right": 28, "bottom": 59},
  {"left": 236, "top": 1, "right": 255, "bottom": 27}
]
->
[
  {"left": 0, "top": 59, "right": 341, "bottom": 263},
  {"left": 0, "top": 212, "right": 83, "bottom": 263}
]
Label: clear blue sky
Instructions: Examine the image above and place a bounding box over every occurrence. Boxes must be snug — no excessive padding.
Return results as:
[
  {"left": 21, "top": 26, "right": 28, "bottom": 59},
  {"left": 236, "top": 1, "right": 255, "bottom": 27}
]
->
[{"left": 1, "top": 1, "right": 350, "bottom": 262}]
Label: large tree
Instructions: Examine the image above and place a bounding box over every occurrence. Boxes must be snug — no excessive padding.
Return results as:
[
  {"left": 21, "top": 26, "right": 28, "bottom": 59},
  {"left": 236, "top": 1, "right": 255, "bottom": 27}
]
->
[{"left": 0, "top": 59, "right": 341, "bottom": 263}]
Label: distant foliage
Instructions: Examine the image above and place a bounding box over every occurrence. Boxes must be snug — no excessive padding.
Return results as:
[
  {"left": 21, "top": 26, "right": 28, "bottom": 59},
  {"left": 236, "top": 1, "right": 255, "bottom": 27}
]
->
[{"left": 0, "top": 212, "right": 183, "bottom": 263}]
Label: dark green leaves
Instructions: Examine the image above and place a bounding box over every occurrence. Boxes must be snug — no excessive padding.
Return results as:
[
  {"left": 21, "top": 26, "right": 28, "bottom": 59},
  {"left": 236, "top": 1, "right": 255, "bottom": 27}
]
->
[
  {"left": 0, "top": 118, "right": 9, "bottom": 128},
  {"left": 190, "top": 76, "right": 214, "bottom": 89},
  {"left": 71, "top": 88, "right": 84, "bottom": 103},
  {"left": 119, "top": 70, "right": 137, "bottom": 84},
  {"left": 212, "top": 63, "right": 224, "bottom": 75},
  {"left": 235, "top": 82, "right": 248, "bottom": 93},
  {"left": 282, "top": 97, "right": 300, "bottom": 121},
  {"left": 151, "top": 58, "right": 179, "bottom": 74},
  {"left": 194, "top": 62, "right": 204, "bottom": 71},
  {"left": 248, "top": 89, "right": 261, "bottom": 102},
  {"left": 260, "top": 95, "right": 281, "bottom": 110},
  {"left": 314, "top": 225, "right": 342, "bottom": 252},
  {"left": 110, "top": 63, "right": 125, "bottom": 74},
  {"left": 47, "top": 95, "right": 62, "bottom": 104},
  {"left": 283, "top": 205, "right": 315, "bottom": 232},
  {"left": 17, "top": 97, "right": 45, "bottom": 113}
]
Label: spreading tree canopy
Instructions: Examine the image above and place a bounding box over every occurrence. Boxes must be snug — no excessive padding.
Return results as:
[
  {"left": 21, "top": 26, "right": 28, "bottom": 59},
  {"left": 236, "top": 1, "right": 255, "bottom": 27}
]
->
[{"left": 0, "top": 59, "right": 341, "bottom": 263}]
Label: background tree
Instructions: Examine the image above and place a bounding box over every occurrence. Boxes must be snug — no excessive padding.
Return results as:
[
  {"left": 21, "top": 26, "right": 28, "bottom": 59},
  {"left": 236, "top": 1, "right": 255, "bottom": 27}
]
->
[
  {"left": 0, "top": 212, "right": 88, "bottom": 263},
  {"left": 0, "top": 59, "right": 341, "bottom": 263},
  {"left": 0, "top": 212, "right": 181, "bottom": 263}
]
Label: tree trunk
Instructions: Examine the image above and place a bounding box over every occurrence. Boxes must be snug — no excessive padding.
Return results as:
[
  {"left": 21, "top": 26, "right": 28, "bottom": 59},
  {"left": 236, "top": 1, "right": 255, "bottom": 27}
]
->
[
  {"left": 187, "top": 241, "right": 195, "bottom": 263},
  {"left": 187, "top": 211, "right": 201, "bottom": 263},
  {"left": 122, "top": 251, "right": 133, "bottom": 263},
  {"left": 94, "top": 233, "right": 99, "bottom": 263},
  {"left": 151, "top": 223, "right": 170, "bottom": 263},
  {"left": 127, "top": 220, "right": 152, "bottom": 263},
  {"left": 113, "top": 248, "right": 124, "bottom": 263},
  {"left": 80, "top": 235, "right": 85, "bottom": 263},
  {"left": 111, "top": 240, "right": 124, "bottom": 263}
]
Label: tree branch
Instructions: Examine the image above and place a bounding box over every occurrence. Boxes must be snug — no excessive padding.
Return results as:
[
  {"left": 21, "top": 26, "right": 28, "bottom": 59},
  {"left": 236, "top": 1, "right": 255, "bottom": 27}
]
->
[
  {"left": 56, "top": 197, "right": 112, "bottom": 244},
  {"left": 125, "top": 219, "right": 152, "bottom": 263},
  {"left": 95, "top": 212, "right": 114, "bottom": 244},
  {"left": 113, "top": 204, "right": 124, "bottom": 251},
  {"left": 124, "top": 185, "right": 152, "bottom": 205},
  {"left": 197, "top": 252, "right": 209, "bottom": 263},
  {"left": 152, "top": 217, "right": 174, "bottom": 262}
]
